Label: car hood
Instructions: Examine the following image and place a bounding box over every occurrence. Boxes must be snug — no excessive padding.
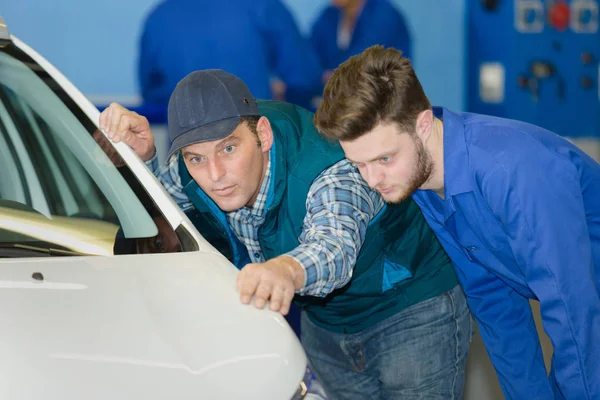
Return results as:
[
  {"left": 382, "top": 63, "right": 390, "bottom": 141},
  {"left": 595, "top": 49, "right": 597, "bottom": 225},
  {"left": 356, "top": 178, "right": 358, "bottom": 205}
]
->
[{"left": 0, "top": 251, "right": 306, "bottom": 399}]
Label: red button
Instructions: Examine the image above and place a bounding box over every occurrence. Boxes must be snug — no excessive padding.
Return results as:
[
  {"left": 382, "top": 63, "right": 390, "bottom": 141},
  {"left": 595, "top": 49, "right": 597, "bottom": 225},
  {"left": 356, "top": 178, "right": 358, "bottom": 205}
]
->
[{"left": 549, "top": 1, "right": 570, "bottom": 31}]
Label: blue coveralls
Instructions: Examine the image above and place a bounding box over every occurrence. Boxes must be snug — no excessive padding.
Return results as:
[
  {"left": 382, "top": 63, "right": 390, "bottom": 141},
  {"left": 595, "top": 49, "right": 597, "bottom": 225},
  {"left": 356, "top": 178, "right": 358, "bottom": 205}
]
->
[
  {"left": 139, "top": 0, "right": 322, "bottom": 107},
  {"left": 412, "top": 107, "right": 600, "bottom": 399},
  {"left": 310, "top": 0, "right": 412, "bottom": 71}
]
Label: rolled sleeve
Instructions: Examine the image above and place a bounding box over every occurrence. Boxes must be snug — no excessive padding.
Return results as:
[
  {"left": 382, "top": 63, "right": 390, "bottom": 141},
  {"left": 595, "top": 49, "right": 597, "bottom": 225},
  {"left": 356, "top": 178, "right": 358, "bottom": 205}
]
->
[{"left": 287, "top": 160, "right": 383, "bottom": 297}]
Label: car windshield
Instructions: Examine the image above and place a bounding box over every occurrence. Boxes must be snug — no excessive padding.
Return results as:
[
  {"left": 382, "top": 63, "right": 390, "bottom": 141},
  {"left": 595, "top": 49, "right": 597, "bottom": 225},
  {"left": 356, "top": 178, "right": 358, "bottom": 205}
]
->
[{"left": 0, "top": 42, "right": 190, "bottom": 257}]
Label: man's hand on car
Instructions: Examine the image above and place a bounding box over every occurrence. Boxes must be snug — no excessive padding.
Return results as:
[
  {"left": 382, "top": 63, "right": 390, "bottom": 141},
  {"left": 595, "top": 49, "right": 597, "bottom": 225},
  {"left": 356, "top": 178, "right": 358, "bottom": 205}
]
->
[
  {"left": 237, "top": 256, "right": 305, "bottom": 315},
  {"left": 99, "top": 103, "right": 156, "bottom": 161}
]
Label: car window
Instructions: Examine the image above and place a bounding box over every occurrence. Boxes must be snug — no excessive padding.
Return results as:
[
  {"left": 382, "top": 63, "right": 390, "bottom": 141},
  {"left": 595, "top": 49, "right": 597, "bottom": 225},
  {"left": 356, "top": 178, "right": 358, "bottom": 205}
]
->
[{"left": 0, "top": 44, "right": 194, "bottom": 257}]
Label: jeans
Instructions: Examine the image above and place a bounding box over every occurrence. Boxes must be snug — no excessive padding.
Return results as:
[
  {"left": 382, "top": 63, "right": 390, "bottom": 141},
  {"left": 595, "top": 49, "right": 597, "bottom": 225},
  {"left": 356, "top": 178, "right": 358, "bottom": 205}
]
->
[{"left": 301, "top": 285, "right": 473, "bottom": 400}]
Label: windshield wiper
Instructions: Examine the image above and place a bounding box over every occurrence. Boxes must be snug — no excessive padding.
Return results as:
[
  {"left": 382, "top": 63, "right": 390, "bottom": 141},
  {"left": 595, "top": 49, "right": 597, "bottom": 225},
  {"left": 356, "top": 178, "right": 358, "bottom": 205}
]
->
[{"left": 0, "top": 243, "right": 90, "bottom": 257}]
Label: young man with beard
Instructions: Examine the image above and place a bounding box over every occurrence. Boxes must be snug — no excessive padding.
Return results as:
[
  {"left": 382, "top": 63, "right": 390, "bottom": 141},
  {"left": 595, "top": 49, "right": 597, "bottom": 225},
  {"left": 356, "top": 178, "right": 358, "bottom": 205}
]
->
[
  {"left": 99, "top": 69, "right": 471, "bottom": 399},
  {"left": 314, "top": 45, "right": 600, "bottom": 399}
]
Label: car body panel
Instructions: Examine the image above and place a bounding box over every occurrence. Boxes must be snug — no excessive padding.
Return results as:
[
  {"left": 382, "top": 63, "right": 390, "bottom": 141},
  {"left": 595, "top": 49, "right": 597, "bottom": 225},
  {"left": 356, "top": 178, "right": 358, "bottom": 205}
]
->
[{"left": 0, "top": 251, "right": 306, "bottom": 399}]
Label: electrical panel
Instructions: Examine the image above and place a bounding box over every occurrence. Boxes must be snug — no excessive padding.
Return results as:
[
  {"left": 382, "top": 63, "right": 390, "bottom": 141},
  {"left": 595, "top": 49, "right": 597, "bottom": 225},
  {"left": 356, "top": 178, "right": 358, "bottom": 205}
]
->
[{"left": 467, "top": 0, "right": 599, "bottom": 138}]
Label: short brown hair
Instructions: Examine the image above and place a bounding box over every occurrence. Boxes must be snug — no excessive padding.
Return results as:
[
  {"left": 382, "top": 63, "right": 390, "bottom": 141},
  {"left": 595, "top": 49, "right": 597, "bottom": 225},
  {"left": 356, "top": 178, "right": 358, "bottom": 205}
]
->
[
  {"left": 240, "top": 115, "right": 260, "bottom": 135},
  {"left": 240, "top": 115, "right": 262, "bottom": 146},
  {"left": 314, "top": 45, "right": 431, "bottom": 141}
]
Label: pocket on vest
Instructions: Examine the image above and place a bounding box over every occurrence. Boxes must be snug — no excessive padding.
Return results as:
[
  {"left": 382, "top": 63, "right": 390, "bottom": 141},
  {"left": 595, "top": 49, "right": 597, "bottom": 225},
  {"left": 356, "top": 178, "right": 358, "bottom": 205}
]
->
[{"left": 382, "top": 259, "right": 413, "bottom": 292}]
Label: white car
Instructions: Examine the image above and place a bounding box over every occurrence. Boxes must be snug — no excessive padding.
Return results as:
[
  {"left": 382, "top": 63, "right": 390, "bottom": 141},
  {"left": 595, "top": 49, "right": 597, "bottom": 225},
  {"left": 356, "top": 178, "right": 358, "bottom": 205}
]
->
[{"left": 0, "top": 17, "right": 308, "bottom": 400}]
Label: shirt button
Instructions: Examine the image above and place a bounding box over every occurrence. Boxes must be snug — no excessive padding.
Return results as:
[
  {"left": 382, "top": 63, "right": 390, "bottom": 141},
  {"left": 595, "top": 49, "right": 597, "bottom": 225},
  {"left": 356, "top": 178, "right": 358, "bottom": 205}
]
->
[
  {"left": 254, "top": 252, "right": 261, "bottom": 258},
  {"left": 470, "top": 246, "right": 476, "bottom": 251}
]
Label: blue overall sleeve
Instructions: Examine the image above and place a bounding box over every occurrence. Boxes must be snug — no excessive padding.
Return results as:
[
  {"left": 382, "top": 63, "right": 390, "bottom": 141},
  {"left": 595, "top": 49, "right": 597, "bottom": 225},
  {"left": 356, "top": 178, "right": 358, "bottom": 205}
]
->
[
  {"left": 308, "top": 10, "right": 332, "bottom": 70},
  {"left": 386, "top": 10, "right": 412, "bottom": 59},
  {"left": 255, "top": 0, "right": 323, "bottom": 101},
  {"left": 481, "top": 152, "right": 600, "bottom": 399},
  {"left": 370, "top": 1, "right": 412, "bottom": 59},
  {"left": 138, "top": 14, "right": 170, "bottom": 105}
]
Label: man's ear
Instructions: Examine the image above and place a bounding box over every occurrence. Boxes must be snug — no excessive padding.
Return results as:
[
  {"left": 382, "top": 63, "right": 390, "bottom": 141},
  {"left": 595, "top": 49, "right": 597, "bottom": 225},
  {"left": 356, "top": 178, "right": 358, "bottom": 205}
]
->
[
  {"left": 415, "top": 110, "right": 434, "bottom": 141},
  {"left": 256, "top": 116, "right": 274, "bottom": 153}
]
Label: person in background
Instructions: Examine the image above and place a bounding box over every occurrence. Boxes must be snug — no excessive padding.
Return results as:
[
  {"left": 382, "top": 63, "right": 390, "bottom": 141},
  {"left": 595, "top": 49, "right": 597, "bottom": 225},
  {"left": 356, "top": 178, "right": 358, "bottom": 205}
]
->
[
  {"left": 310, "top": 0, "right": 411, "bottom": 84},
  {"left": 138, "top": 0, "right": 322, "bottom": 108},
  {"left": 315, "top": 45, "right": 600, "bottom": 399},
  {"left": 100, "top": 69, "right": 472, "bottom": 400}
]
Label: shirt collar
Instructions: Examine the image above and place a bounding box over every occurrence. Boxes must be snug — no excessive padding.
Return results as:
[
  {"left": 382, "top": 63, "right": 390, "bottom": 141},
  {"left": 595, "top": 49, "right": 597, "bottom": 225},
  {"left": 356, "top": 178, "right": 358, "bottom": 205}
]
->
[{"left": 435, "top": 106, "right": 474, "bottom": 198}]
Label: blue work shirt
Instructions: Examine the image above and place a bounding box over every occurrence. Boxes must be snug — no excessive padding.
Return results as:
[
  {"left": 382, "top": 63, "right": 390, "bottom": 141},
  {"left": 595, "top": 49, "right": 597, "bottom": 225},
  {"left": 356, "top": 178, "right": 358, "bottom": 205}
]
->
[
  {"left": 412, "top": 107, "right": 600, "bottom": 399},
  {"left": 310, "top": 0, "right": 412, "bottom": 72},
  {"left": 139, "top": 0, "right": 322, "bottom": 107}
]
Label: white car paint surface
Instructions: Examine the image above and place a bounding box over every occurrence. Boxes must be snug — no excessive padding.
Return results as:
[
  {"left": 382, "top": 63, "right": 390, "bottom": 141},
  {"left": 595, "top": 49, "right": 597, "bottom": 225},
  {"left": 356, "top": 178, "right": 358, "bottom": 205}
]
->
[{"left": 0, "top": 252, "right": 306, "bottom": 399}]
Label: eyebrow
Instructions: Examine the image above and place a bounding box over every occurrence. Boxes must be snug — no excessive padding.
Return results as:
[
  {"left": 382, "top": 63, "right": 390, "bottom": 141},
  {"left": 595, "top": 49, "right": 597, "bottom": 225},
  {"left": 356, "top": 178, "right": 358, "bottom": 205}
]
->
[
  {"left": 347, "top": 152, "right": 393, "bottom": 164},
  {"left": 181, "top": 135, "right": 240, "bottom": 158},
  {"left": 181, "top": 150, "right": 204, "bottom": 159},
  {"left": 215, "top": 135, "right": 240, "bottom": 151}
]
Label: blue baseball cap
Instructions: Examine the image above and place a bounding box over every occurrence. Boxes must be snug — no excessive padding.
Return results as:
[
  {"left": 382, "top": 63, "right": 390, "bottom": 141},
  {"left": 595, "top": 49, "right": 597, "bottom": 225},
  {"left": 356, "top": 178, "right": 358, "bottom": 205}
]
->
[{"left": 167, "top": 69, "right": 260, "bottom": 159}]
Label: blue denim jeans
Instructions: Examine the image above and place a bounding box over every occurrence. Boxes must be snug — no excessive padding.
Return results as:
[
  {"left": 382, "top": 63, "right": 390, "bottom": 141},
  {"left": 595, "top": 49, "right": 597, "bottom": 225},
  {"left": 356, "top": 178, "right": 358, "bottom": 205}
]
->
[{"left": 301, "top": 285, "right": 473, "bottom": 400}]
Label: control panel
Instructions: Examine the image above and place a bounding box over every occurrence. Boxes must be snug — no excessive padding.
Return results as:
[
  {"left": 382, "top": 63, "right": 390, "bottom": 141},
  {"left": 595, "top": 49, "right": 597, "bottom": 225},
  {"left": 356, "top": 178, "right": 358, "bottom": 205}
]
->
[{"left": 467, "top": 0, "right": 599, "bottom": 138}]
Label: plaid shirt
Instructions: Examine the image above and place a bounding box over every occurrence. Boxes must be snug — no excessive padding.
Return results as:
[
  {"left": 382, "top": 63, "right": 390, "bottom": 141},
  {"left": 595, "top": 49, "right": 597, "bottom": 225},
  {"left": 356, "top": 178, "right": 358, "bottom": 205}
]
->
[{"left": 147, "top": 153, "right": 383, "bottom": 297}]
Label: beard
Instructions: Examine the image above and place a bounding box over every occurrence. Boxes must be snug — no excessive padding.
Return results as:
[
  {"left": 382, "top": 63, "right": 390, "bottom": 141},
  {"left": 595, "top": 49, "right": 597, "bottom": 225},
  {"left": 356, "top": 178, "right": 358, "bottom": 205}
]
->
[{"left": 385, "top": 135, "right": 434, "bottom": 204}]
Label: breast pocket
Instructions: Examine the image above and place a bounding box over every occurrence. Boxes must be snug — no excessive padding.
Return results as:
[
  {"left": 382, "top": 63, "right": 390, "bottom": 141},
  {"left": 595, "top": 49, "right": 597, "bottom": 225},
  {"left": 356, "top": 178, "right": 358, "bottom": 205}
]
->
[{"left": 453, "top": 194, "right": 508, "bottom": 250}]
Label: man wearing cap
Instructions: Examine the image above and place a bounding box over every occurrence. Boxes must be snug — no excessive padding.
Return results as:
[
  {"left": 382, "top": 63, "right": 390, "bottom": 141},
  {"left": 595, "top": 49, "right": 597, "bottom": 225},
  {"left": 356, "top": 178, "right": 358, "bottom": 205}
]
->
[{"left": 99, "top": 69, "right": 472, "bottom": 399}]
